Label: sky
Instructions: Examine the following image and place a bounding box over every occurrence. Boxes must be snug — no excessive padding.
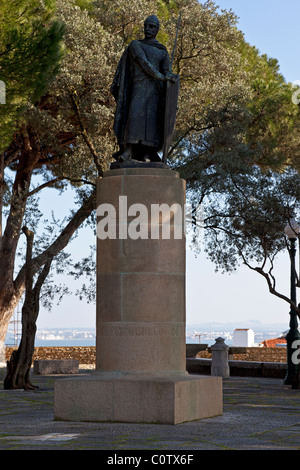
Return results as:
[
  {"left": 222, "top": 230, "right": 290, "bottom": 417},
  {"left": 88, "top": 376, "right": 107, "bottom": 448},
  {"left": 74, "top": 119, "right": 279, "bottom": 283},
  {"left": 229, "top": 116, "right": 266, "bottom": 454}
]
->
[
  {"left": 34, "top": 0, "right": 300, "bottom": 331},
  {"left": 216, "top": 0, "right": 299, "bottom": 85}
]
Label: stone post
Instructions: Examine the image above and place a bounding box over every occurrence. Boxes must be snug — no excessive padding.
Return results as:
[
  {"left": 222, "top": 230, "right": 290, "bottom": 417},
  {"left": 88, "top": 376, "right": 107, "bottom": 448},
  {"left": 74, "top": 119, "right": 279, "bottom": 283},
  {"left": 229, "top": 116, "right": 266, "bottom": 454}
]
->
[
  {"left": 0, "top": 340, "right": 5, "bottom": 365},
  {"left": 211, "top": 337, "right": 230, "bottom": 378},
  {"left": 54, "top": 168, "right": 223, "bottom": 424}
]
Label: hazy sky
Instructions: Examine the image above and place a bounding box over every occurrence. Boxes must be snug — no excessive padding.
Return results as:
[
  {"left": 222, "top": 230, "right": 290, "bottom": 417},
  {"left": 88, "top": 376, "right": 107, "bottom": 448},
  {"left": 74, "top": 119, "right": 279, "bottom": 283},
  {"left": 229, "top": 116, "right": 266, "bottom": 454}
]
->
[{"left": 36, "top": 0, "right": 299, "bottom": 330}]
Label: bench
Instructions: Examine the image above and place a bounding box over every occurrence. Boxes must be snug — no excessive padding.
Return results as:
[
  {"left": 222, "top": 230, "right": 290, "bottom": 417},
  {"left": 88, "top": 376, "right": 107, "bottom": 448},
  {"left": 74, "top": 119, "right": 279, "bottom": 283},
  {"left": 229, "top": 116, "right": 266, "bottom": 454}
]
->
[{"left": 33, "top": 359, "right": 79, "bottom": 375}]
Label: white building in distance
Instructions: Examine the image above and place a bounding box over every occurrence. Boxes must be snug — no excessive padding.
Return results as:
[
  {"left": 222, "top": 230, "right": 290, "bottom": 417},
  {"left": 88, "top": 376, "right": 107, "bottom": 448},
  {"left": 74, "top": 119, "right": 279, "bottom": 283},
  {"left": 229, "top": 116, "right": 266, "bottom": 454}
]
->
[{"left": 233, "top": 329, "right": 255, "bottom": 347}]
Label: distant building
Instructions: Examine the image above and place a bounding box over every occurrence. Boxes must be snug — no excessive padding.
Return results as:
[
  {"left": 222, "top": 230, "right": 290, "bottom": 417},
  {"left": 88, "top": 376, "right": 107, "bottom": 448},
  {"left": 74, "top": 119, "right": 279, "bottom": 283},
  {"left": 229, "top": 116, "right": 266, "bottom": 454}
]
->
[
  {"left": 259, "top": 337, "right": 286, "bottom": 348},
  {"left": 259, "top": 328, "right": 300, "bottom": 347},
  {"left": 233, "top": 328, "right": 255, "bottom": 347}
]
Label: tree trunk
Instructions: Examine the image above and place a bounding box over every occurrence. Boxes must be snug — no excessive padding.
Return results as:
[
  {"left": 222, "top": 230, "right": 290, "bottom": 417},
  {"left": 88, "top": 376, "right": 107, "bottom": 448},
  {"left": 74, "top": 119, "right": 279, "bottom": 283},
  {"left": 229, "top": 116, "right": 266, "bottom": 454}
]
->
[
  {"left": 0, "top": 300, "right": 23, "bottom": 363},
  {"left": 4, "top": 314, "right": 38, "bottom": 390},
  {"left": 0, "top": 137, "right": 39, "bottom": 346},
  {"left": 4, "top": 227, "right": 52, "bottom": 390}
]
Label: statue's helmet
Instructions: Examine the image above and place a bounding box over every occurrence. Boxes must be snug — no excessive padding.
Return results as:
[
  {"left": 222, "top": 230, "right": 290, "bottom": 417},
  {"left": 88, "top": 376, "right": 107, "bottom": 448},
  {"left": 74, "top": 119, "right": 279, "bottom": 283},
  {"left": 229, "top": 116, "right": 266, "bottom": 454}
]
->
[{"left": 144, "top": 15, "right": 160, "bottom": 29}]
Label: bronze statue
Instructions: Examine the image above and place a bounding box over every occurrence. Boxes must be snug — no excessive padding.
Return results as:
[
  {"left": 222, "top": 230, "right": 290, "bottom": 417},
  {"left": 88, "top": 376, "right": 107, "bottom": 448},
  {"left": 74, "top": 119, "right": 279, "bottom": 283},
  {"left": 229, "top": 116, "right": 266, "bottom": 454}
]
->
[{"left": 111, "top": 15, "right": 178, "bottom": 165}]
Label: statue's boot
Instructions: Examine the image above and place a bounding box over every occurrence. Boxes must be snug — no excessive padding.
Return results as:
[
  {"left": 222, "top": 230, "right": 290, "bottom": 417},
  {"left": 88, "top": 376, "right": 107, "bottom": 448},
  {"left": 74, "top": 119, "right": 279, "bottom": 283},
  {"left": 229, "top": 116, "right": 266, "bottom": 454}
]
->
[{"left": 119, "top": 145, "right": 132, "bottom": 162}]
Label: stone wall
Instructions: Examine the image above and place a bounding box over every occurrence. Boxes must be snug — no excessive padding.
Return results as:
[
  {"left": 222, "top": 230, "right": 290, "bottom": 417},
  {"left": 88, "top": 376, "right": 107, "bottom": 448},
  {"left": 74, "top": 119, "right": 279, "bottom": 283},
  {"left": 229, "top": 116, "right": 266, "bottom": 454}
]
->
[
  {"left": 196, "top": 347, "right": 287, "bottom": 363},
  {"left": 5, "top": 347, "right": 96, "bottom": 365},
  {"left": 5, "top": 345, "right": 287, "bottom": 366}
]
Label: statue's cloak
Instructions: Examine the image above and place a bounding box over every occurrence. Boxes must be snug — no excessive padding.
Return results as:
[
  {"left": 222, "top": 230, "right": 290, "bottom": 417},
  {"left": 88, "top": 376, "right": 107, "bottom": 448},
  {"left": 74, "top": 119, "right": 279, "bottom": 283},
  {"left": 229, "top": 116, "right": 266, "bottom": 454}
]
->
[{"left": 111, "top": 39, "right": 169, "bottom": 151}]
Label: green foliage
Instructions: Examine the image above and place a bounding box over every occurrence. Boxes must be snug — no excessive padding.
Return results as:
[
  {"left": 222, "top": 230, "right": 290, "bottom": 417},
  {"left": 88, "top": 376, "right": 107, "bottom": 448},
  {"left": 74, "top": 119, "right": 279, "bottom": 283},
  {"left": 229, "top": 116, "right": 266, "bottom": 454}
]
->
[
  {"left": 0, "top": 0, "right": 65, "bottom": 151},
  {"left": 238, "top": 42, "right": 300, "bottom": 169},
  {"left": 8, "top": 0, "right": 295, "bottom": 188}
]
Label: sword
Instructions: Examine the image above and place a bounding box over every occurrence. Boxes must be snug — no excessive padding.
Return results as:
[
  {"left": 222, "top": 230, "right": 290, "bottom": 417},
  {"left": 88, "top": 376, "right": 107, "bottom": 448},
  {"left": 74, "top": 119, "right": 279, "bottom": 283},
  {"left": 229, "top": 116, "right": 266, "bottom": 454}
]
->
[
  {"left": 170, "top": 12, "right": 181, "bottom": 70},
  {"left": 162, "top": 13, "right": 181, "bottom": 163}
]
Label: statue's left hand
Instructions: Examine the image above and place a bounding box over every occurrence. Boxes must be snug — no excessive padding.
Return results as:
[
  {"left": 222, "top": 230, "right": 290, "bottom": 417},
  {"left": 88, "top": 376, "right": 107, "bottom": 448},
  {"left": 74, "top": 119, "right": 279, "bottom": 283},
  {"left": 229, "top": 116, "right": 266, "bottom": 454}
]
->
[{"left": 165, "top": 72, "right": 178, "bottom": 83}]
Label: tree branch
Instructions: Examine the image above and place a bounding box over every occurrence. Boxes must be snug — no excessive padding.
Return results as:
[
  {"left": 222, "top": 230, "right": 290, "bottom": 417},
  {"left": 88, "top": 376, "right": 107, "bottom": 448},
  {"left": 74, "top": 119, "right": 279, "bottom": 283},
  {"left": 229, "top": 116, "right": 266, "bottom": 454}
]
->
[
  {"left": 14, "top": 190, "right": 96, "bottom": 295},
  {"left": 22, "top": 226, "right": 34, "bottom": 296},
  {"left": 69, "top": 89, "right": 104, "bottom": 177},
  {"left": 27, "top": 178, "right": 64, "bottom": 197},
  {"left": 242, "top": 256, "right": 300, "bottom": 320}
]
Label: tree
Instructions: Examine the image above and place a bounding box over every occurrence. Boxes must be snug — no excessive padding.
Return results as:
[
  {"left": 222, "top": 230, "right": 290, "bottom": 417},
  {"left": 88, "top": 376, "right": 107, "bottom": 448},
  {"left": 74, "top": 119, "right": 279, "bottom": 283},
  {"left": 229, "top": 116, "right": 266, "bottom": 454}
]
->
[
  {"left": 180, "top": 29, "right": 300, "bottom": 316},
  {"left": 0, "top": 0, "right": 66, "bottom": 360},
  {"left": 188, "top": 162, "right": 300, "bottom": 317},
  {"left": 0, "top": 0, "right": 113, "bottom": 356},
  {"left": 173, "top": 4, "right": 300, "bottom": 319}
]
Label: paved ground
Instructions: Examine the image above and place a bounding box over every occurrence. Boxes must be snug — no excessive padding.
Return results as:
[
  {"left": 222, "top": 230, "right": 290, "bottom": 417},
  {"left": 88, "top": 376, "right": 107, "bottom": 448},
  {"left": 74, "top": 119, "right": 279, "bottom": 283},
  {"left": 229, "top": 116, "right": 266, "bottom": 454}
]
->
[{"left": 0, "top": 367, "right": 299, "bottom": 452}]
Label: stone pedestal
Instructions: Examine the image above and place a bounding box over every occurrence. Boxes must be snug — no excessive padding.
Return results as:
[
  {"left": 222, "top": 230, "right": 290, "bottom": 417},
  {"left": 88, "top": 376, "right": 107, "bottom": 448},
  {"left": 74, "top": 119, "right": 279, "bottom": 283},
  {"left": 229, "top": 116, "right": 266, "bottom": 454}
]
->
[{"left": 54, "top": 168, "right": 222, "bottom": 424}]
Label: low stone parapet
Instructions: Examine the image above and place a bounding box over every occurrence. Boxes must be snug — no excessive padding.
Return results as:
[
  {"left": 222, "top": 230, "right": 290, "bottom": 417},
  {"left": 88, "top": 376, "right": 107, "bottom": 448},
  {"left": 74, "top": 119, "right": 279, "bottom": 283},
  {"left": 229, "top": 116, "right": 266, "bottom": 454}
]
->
[
  {"left": 33, "top": 359, "right": 79, "bottom": 375},
  {"left": 229, "top": 360, "right": 286, "bottom": 378},
  {"left": 197, "top": 346, "right": 287, "bottom": 363},
  {"left": 187, "top": 358, "right": 287, "bottom": 379}
]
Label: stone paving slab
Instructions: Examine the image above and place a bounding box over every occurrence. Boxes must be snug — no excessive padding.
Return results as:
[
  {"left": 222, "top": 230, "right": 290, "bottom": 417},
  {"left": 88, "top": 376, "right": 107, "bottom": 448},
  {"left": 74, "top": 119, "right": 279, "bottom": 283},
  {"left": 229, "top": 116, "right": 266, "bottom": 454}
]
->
[{"left": 0, "top": 368, "right": 299, "bottom": 452}]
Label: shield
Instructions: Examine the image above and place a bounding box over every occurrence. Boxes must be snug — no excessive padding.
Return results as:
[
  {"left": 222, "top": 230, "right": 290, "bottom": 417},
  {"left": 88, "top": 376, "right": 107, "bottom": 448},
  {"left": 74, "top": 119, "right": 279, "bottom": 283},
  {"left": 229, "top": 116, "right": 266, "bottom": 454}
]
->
[{"left": 162, "top": 75, "right": 180, "bottom": 163}]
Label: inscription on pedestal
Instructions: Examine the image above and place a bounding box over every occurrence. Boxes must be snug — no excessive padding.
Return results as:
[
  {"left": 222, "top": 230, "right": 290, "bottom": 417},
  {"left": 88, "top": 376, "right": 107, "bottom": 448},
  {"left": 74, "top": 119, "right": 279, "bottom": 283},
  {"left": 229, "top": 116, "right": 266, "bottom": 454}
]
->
[{"left": 99, "top": 324, "right": 185, "bottom": 338}]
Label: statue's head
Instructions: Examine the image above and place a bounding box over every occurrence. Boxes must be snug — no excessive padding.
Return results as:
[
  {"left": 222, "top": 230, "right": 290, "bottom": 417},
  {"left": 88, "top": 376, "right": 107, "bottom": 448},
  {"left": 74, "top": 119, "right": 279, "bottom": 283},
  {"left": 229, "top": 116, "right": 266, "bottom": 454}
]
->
[{"left": 144, "top": 15, "right": 159, "bottom": 39}]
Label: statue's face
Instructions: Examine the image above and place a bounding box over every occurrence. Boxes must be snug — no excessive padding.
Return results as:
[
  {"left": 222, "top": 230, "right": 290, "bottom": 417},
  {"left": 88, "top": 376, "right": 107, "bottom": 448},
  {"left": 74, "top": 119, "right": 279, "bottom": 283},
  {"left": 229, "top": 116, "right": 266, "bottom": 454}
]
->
[{"left": 144, "top": 22, "right": 159, "bottom": 39}]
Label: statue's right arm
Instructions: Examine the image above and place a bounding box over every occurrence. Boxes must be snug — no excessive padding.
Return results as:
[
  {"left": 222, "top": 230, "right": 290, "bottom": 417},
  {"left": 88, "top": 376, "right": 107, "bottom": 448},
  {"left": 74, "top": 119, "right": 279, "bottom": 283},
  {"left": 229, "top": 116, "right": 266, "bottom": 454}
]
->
[{"left": 129, "top": 40, "right": 166, "bottom": 82}]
